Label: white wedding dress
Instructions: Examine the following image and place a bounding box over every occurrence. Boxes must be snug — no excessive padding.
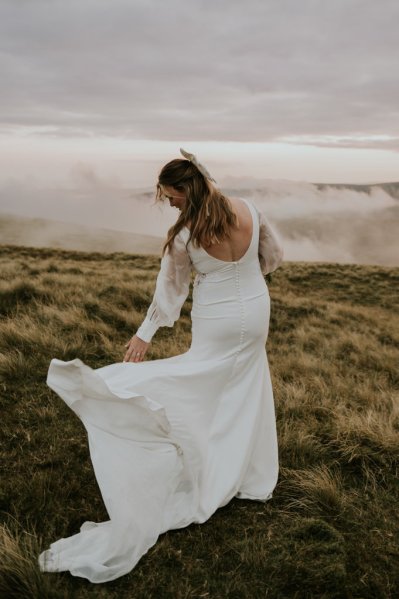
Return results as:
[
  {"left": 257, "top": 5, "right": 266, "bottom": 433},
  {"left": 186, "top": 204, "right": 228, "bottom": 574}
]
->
[{"left": 38, "top": 197, "right": 284, "bottom": 583}]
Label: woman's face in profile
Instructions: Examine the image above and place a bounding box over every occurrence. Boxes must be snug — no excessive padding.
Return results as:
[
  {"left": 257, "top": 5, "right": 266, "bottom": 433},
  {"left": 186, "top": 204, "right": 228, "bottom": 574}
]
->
[{"left": 160, "top": 184, "right": 186, "bottom": 210}]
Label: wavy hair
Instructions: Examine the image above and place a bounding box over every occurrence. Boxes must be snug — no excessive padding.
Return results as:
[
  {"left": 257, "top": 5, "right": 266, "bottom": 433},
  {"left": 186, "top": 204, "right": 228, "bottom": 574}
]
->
[{"left": 154, "top": 158, "right": 238, "bottom": 257}]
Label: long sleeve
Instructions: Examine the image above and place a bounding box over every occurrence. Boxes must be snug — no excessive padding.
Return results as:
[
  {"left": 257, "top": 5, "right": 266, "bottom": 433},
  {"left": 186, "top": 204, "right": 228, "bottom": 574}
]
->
[
  {"left": 255, "top": 205, "right": 284, "bottom": 275},
  {"left": 135, "top": 231, "right": 192, "bottom": 343}
]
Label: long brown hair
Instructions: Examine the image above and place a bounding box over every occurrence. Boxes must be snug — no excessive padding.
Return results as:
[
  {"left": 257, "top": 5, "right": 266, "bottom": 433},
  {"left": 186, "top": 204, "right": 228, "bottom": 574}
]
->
[{"left": 154, "top": 158, "right": 238, "bottom": 257}]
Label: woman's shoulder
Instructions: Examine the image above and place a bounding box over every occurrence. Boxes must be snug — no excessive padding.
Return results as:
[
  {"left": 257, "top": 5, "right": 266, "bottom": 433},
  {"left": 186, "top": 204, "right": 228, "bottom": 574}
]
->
[
  {"left": 228, "top": 196, "right": 258, "bottom": 223},
  {"left": 230, "top": 196, "right": 254, "bottom": 208},
  {"left": 175, "top": 226, "right": 191, "bottom": 245}
]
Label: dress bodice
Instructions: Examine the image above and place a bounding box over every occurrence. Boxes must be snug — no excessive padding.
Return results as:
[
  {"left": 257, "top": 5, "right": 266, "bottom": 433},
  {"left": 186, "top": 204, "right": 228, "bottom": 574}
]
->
[{"left": 135, "top": 197, "right": 284, "bottom": 343}]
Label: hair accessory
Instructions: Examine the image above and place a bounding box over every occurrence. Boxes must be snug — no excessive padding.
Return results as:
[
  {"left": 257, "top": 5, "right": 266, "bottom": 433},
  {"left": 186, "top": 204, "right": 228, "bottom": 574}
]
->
[{"left": 180, "top": 148, "right": 217, "bottom": 183}]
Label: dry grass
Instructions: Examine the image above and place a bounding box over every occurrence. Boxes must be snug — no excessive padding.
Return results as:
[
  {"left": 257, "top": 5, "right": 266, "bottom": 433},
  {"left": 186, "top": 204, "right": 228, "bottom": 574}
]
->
[
  {"left": 0, "top": 520, "right": 69, "bottom": 599},
  {"left": 0, "top": 243, "right": 398, "bottom": 598}
]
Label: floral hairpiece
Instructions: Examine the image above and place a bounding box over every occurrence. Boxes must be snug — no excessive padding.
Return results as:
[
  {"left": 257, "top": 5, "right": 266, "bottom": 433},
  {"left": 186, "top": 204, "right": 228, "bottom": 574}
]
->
[{"left": 180, "top": 148, "right": 217, "bottom": 183}]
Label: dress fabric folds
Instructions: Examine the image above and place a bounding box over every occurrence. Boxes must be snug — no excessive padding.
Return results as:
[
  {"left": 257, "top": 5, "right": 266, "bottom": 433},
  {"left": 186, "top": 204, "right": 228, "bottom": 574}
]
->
[{"left": 38, "top": 197, "right": 284, "bottom": 583}]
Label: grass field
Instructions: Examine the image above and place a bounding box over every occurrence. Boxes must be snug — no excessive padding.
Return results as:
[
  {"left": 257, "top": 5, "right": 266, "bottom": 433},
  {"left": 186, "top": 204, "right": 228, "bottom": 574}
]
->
[{"left": 0, "top": 243, "right": 398, "bottom": 599}]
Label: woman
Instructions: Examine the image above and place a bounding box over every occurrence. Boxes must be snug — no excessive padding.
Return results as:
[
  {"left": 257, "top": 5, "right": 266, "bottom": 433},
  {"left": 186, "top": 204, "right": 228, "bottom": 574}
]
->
[{"left": 38, "top": 148, "right": 284, "bottom": 583}]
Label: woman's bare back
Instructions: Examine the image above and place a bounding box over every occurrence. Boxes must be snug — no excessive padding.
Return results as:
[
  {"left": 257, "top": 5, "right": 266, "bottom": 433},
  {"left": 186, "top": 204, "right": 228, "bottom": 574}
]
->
[{"left": 201, "top": 197, "right": 253, "bottom": 263}]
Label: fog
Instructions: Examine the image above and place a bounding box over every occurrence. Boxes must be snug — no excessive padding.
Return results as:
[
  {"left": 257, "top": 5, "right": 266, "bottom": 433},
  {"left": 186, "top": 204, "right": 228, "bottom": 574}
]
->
[{"left": 0, "top": 165, "right": 398, "bottom": 266}]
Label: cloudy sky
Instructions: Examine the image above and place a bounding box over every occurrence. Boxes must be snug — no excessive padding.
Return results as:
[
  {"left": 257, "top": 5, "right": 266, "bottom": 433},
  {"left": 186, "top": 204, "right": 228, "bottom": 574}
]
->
[{"left": 0, "top": 0, "right": 399, "bottom": 192}]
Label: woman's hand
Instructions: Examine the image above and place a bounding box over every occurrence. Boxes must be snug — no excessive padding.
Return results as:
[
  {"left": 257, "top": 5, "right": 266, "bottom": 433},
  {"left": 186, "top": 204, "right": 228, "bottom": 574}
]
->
[{"left": 123, "top": 334, "right": 150, "bottom": 363}]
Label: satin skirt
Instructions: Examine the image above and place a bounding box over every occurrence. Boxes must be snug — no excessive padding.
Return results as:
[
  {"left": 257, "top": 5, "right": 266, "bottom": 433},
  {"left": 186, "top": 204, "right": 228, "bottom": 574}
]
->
[{"left": 38, "top": 267, "right": 279, "bottom": 583}]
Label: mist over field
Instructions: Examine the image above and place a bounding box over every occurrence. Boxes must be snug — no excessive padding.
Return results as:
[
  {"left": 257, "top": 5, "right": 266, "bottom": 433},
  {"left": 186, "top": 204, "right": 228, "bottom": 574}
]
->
[{"left": 1, "top": 171, "right": 398, "bottom": 266}]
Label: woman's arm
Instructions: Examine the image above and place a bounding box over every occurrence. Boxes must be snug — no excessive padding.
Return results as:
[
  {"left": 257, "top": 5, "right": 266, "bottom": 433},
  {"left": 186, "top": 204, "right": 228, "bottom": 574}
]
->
[
  {"left": 256, "top": 207, "right": 284, "bottom": 275},
  {"left": 135, "top": 230, "right": 192, "bottom": 343}
]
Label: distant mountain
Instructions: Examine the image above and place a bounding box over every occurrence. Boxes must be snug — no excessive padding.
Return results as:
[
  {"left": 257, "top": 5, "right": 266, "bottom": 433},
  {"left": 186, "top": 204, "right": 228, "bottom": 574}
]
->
[
  {"left": 0, "top": 212, "right": 164, "bottom": 255},
  {"left": 219, "top": 177, "right": 399, "bottom": 201},
  {"left": 314, "top": 181, "right": 399, "bottom": 200}
]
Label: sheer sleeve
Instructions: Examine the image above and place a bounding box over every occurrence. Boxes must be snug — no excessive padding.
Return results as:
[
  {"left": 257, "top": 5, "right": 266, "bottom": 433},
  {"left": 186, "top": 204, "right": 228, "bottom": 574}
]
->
[
  {"left": 255, "top": 206, "right": 284, "bottom": 275},
  {"left": 135, "top": 231, "right": 192, "bottom": 343}
]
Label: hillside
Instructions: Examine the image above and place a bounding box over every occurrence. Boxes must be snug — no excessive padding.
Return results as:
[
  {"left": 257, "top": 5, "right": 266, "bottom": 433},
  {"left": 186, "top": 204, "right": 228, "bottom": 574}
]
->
[
  {"left": 0, "top": 212, "right": 163, "bottom": 255},
  {"left": 314, "top": 181, "right": 399, "bottom": 199},
  {"left": 0, "top": 244, "right": 398, "bottom": 598}
]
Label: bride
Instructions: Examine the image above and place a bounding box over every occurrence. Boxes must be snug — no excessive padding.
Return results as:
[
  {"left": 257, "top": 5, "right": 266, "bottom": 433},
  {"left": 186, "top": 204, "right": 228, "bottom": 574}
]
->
[{"left": 38, "top": 148, "right": 284, "bottom": 583}]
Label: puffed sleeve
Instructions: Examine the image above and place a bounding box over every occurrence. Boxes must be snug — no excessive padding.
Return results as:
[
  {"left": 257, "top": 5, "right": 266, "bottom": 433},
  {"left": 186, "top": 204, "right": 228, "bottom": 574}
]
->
[
  {"left": 255, "top": 205, "right": 284, "bottom": 275},
  {"left": 135, "top": 230, "right": 192, "bottom": 343}
]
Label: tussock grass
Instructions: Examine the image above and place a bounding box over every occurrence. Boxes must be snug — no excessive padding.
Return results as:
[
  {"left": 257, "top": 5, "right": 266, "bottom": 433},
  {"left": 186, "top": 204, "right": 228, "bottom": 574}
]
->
[
  {"left": 279, "top": 464, "right": 350, "bottom": 520},
  {"left": 1, "top": 244, "right": 398, "bottom": 598},
  {"left": 0, "top": 520, "right": 68, "bottom": 598}
]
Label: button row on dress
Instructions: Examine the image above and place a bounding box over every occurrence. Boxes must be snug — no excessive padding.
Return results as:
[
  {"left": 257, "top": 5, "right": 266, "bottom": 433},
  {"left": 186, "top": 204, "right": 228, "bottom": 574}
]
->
[{"left": 234, "top": 264, "right": 245, "bottom": 349}]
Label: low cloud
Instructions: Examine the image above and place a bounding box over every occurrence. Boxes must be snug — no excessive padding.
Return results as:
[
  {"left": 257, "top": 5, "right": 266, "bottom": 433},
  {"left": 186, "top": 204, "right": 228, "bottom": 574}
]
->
[{"left": 1, "top": 166, "right": 398, "bottom": 267}]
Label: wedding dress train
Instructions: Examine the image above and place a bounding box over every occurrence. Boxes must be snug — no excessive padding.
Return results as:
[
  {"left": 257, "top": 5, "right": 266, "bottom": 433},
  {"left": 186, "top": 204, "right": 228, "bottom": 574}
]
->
[{"left": 38, "top": 197, "right": 284, "bottom": 583}]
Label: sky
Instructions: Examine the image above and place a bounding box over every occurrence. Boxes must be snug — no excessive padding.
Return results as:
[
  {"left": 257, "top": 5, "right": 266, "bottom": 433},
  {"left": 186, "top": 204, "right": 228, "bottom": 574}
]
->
[{"left": 0, "top": 0, "right": 399, "bottom": 192}]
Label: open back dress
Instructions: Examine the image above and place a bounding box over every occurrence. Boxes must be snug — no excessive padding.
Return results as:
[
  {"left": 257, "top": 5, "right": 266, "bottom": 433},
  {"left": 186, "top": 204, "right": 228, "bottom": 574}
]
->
[{"left": 38, "top": 197, "right": 284, "bottom": 583}]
